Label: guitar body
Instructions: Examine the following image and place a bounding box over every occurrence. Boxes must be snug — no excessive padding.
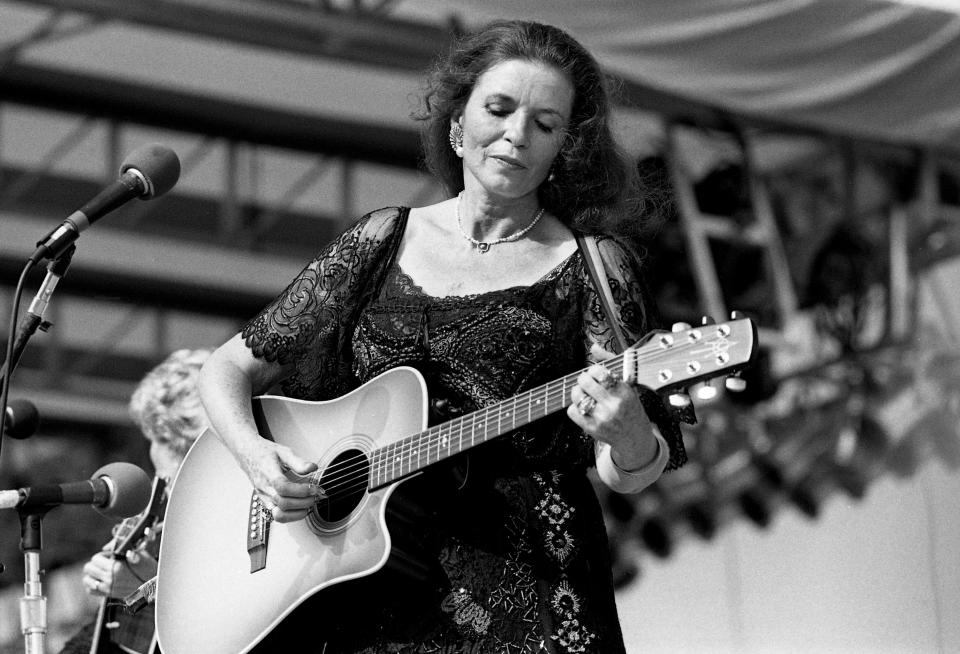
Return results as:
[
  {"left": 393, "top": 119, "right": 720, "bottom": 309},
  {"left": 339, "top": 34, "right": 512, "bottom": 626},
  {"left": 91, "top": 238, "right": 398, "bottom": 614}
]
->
[{"left": 156, "top": 366, "right": 429, "bottom": 654}]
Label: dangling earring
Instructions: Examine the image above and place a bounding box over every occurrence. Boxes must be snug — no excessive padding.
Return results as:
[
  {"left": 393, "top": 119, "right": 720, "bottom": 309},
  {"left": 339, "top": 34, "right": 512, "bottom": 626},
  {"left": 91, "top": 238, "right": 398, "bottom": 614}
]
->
[
  {"left": 547, "top": 162, "right": 558, "bottom": 183},
  {"left": 449, "top": 122, "right": 463, "bottom": 154}
]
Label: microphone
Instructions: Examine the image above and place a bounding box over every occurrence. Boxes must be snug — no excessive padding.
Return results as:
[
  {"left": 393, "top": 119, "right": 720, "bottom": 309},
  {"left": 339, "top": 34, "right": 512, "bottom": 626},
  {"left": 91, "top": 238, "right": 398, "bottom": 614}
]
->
[
  {"left": 29, "top": 143, "right": 181, "bottom": 263},
  {"left": 3, "top": 399, "right": 40, "bottom": 439},
  {"left": 0, "top": 461, "right": 152, "bottom": 518}
]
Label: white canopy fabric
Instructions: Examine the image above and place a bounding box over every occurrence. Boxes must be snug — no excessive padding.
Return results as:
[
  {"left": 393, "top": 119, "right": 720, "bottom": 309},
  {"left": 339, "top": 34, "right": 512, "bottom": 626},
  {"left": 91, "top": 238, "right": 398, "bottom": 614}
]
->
[{"left": 401, "top": 0, "right": 960, "bottom": 156}]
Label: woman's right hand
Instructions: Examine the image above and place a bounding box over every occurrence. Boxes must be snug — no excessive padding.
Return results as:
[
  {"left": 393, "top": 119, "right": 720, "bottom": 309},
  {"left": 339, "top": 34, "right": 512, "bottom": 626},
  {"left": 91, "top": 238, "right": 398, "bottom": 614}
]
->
[
  {"left": 199, "top": 335, "right": 321, "bottom": 523},
  {"left": 237, "top": 437, "right": 321, "bottom": 522}
]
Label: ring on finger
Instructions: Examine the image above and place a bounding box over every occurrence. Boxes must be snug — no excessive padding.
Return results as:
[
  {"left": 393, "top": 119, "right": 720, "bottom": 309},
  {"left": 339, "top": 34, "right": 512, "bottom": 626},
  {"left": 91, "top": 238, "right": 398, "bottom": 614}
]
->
[{"left": 577, "top": 396, "right": 597, "bottom": 417}]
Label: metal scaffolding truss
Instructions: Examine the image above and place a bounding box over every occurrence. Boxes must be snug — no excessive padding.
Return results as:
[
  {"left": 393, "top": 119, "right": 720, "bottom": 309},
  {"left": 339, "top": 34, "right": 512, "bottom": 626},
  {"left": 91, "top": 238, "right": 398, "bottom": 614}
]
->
[
  {"left": 2, "top": 0, "right": 958, "bottom": 433},
  {"left": 0, "top": 0, "right": 450, "bottom": 429}
]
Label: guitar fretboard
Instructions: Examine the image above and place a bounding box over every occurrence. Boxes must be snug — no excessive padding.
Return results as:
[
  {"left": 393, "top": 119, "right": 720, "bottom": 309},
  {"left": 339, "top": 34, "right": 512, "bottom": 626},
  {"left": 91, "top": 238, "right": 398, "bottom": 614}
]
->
[{"left": 368, "top": 356, "right": 627, "bottom": 490}]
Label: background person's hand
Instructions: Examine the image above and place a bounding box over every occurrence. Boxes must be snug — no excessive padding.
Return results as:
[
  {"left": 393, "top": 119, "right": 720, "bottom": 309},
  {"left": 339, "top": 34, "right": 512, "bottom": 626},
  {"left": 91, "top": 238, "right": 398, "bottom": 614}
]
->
[{"left": 81, "top": 549, "right": 157, "bottom": 599}]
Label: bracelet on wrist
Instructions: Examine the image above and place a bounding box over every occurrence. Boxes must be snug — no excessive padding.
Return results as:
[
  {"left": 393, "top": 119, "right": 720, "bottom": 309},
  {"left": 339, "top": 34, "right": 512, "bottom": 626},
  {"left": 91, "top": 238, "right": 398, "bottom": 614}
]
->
[{"left": 611, "top": 432, "right": 668, "bottom": 476}]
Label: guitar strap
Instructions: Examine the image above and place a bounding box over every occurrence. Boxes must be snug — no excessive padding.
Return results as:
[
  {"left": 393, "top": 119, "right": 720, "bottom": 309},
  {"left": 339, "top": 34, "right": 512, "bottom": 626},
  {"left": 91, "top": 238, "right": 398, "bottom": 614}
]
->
[{"left": 576, "top": 234, "right": 629, "bottom": 353}]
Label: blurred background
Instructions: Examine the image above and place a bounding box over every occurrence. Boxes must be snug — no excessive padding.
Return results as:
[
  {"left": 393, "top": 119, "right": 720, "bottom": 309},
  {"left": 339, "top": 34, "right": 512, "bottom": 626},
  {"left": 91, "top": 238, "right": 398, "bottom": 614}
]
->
[{"left": 1, "top": 1, "right": 959, "bottom": 652}]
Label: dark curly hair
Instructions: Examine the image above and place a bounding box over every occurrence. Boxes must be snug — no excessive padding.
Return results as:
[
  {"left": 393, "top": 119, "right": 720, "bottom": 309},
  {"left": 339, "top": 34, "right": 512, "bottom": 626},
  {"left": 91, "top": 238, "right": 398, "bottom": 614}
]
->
[{"left": 415, "top": 20, "right": 644, "bottom": 235}]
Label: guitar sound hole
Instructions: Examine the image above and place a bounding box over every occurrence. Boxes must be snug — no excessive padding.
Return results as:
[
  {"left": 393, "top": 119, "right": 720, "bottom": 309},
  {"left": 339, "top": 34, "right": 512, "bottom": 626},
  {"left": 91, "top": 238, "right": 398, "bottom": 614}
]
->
[{"left": 312, "top": 448, "right": 369, "bottom": 524}]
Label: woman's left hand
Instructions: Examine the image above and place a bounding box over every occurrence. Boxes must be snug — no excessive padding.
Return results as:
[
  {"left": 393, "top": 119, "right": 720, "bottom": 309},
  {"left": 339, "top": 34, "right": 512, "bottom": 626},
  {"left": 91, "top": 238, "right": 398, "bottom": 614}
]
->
[{"left": 567, "top": 343, "right": 657, "bottom": 469}]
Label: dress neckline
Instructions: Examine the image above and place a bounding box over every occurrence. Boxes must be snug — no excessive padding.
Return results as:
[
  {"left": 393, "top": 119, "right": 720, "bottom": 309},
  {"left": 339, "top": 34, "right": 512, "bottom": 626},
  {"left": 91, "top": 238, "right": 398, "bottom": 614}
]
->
[
  {"left": 388, "top": 205, "right": 581, "bottom": 302},
  {"left": 390, "top": 251, "right": 580, "bottom": 302}
]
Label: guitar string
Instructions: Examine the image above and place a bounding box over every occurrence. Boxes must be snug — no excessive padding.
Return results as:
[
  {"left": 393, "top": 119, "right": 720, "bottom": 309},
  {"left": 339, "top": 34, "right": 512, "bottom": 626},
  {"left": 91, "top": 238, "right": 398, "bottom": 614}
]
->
[
  {"left": 339, "top": 331, "right": 711, "bottom": 490},
  {"left": 306, "top": 338, "right": 716, "bottom": 501},
  {"left": 301, "top": 335, "right": 723, "bottom": 501},
  {"left": 302, "top": 338, "right": 717, "bottom": 501},
  {"left": 295, "top": 362, "right": 615, "bottom": 501},
  {"left": 300, "top": 372, "right": 585, "bottom": 501}
]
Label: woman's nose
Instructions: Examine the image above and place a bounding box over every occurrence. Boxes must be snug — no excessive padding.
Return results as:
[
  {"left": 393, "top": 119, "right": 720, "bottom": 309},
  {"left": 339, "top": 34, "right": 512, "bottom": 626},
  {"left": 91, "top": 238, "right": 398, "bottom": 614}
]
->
[{"left": 503, "top": 114, "right": 530, "bottom": 147}]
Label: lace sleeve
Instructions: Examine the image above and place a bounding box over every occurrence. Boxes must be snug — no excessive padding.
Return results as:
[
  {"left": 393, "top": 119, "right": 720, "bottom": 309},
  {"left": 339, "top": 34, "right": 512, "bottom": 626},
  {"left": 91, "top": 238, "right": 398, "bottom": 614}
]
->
[
  {"left": 241, "top": 207, "right": 404, "bottom": 399},
  {"left": 581, "top": 236, "right": 690, "bottom": 471}
]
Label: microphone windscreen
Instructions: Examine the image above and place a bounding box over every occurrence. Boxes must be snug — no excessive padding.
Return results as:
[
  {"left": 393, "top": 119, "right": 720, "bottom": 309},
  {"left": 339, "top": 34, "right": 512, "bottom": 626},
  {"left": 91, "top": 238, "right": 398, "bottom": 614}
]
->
[
  {"left": 92, "top": 461, "right": 152, "bottom": 518},
  {"left": 4, "top": 399, "right": 39, "bottom": 439},
  {"left": 120, "top": 143, "right": 181, "bottom": 199}
]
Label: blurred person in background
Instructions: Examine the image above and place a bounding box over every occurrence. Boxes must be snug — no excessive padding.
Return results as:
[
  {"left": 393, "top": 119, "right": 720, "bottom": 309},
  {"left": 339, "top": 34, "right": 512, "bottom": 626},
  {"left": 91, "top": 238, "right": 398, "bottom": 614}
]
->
[{"left": 58, "top": 348, "right": 212, "bottom": 654}]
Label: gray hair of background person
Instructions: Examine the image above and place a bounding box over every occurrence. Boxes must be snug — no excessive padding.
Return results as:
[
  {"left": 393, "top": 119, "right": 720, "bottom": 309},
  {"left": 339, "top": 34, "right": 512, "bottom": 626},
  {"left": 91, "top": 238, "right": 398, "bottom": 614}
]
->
[{"left": 128, "top": 348, "right": 213, "bottom": 457}]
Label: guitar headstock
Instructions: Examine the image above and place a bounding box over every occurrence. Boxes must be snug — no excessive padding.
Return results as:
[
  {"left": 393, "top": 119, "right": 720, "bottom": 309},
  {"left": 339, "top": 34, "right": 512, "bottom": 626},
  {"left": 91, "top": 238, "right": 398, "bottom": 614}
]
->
[
  {"left": 111, "top": 476, "right": 168, "bottom": 557},
  {"left": 625, "top": 316, "right": 757, "bottom": 395}
]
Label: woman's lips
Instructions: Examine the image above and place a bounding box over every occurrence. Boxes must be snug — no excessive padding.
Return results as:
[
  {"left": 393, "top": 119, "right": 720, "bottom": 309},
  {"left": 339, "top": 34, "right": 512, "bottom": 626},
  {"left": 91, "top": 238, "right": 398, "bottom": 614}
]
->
[{"left": 490, "top": 155, "right": 525, "bottom": 168}]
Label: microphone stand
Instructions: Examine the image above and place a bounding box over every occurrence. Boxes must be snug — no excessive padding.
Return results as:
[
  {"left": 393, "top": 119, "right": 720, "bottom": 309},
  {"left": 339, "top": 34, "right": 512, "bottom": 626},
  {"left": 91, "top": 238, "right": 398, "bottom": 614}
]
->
[
  {"left": 0, "top": 247, "right": 76, "bottom": 653},
  {"left": 17, "top": 504, "right": 52, "bottom": 654},
  {"left": 0, "top": 245, "right": 76, "bottom": 382},
  {"left": 0, "top": 245, "right": 74, "bottom": 453}
]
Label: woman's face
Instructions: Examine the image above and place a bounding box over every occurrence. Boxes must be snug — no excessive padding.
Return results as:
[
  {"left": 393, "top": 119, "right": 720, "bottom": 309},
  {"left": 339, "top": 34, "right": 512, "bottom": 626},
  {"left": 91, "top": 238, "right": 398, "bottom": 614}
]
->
[{"left": 457, "top": 58, "right": 573, "bottom": 202}]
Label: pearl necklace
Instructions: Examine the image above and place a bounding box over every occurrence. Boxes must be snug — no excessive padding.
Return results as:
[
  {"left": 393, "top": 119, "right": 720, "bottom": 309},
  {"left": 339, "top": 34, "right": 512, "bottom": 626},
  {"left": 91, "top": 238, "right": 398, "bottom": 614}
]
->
[{"left": 455, "top": 192, "right": 545, "bottom": 253}]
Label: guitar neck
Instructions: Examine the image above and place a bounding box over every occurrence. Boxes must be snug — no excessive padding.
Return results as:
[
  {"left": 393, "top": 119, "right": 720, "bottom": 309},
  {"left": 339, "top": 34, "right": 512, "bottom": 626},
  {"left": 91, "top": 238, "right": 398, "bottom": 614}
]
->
[
  {"left": 369, "top": 356, "right": 622, "bottom": 489},
  {"left": 367, "top": 317, "right": 756, "bottom": 490}
]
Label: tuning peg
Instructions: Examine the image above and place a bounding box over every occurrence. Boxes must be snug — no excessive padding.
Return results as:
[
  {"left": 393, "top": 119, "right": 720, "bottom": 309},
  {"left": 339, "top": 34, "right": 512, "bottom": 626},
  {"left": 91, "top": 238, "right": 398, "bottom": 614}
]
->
[
  {"left": 725, "top": 374, "right": 747, "bottom": 392},
  {"left": 671, "top": 321, "right": 691, "bottom": 332},
  {"left": 692, "top": 380, "right": 718, "bottom": 401},
  {"left": 730, "top": 310, "right": 742, "bottom": 320},
  {"left": 668, "top": 391, "right": 692, "bottom": 408},
  {"left": 700, "top": 315, "right": 716, "bottom": 326}
]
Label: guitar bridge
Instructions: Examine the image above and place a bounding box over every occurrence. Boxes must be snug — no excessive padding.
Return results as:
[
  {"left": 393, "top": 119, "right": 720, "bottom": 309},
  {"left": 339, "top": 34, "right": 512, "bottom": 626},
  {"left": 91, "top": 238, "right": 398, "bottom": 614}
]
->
[{"left": 247, "top": 492, "right": 271, "bottom": 573}]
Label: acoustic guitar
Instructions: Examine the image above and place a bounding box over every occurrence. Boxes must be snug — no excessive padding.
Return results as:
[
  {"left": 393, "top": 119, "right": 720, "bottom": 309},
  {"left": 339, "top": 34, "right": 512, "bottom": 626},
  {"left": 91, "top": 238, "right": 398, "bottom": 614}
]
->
[{"left": 156, "top": 317, "right": 757, "bottom": 654}]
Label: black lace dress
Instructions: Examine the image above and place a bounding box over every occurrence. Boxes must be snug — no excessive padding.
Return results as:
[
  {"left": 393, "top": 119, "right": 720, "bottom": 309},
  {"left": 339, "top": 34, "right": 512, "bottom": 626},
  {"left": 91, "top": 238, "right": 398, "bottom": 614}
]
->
[{"left": 241, "top": 207, "right": 686, "bottom": 654}]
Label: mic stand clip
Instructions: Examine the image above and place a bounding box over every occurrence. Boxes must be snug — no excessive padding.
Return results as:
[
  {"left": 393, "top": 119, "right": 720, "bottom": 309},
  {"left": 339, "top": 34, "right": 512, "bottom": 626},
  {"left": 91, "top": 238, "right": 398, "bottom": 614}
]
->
[{"left": 0, "top": 245, "right": 75, "bottom": 388}]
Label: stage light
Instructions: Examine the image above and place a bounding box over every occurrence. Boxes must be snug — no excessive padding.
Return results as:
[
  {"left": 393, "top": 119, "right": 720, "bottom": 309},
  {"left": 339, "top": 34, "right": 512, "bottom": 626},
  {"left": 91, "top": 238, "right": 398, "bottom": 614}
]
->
[
  {"left": 750, "top": 452, "right": 786, "bottom": 492},
  {"left": 788, "top": 476, "right": 822, "bottom": 519},
  {"left": 639, "top": 515, "right": 674, "bottom": 558},
  {"left": 738, "top": 486, "right": 774, "bottom": 529},
  {"left": 681, "top": 500, "right": 718, "bottom": 540},
  {"left": 604, "top": 487, "right": 638, "bottom": 524},
  {"left": 831, "top": 462, "right": 868, "bottom": 500},
  {"left": 851, "top": 415, "right": 891, "bottom": 461}
]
